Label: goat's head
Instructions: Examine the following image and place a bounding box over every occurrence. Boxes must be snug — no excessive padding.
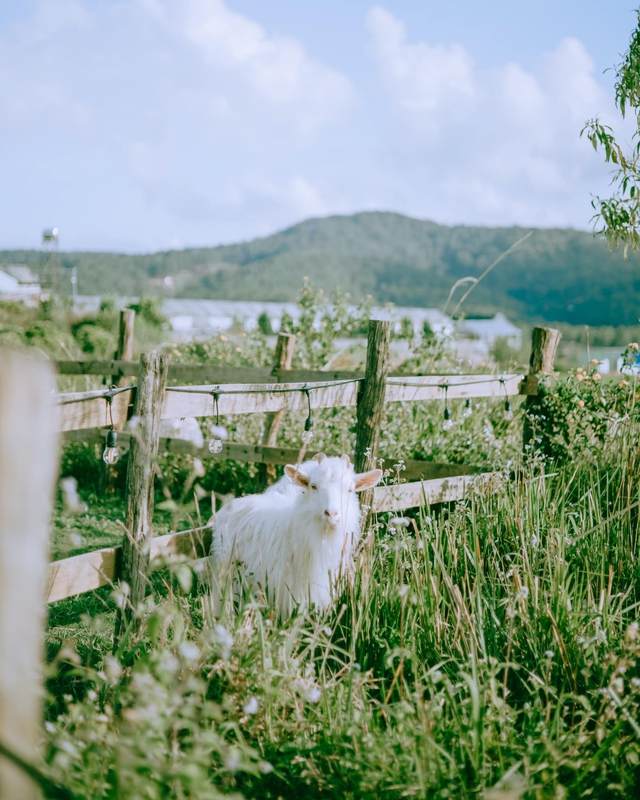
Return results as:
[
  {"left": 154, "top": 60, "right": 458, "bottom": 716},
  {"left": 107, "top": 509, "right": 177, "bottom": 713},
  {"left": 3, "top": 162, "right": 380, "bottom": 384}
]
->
[{"left": 284, "top": 454, "right": 382, "bottom": 531}]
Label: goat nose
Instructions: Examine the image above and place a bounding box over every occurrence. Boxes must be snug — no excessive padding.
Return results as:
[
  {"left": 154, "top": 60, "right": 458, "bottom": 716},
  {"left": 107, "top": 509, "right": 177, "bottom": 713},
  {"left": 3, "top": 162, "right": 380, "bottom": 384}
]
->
[{"left": 324, "top": 509, "right": 339, "bottom": 524}]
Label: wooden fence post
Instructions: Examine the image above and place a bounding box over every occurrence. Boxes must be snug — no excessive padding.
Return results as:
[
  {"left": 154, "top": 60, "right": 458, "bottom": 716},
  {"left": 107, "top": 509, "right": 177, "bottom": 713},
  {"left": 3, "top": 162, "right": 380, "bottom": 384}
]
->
[
  {"left": 115, "top": 353, "right": 168, "bottom": 643},
  {"left": 111, "top": 308, "right": 136, "bottom": 388},
  {"left": 259, "top": 333, "right": 296, "bottom": 485},
  {"left": 355, "top": 319, "right": 391, "bottom": 526},
  {"left": 523, "top": 325, "right": 561, "bottom": 457},
  {"left": 0, "top": 351, "right": 58, "bottom": 799},
  {"left": 104, "top": 310, "right": 136, "bottom": 494}
]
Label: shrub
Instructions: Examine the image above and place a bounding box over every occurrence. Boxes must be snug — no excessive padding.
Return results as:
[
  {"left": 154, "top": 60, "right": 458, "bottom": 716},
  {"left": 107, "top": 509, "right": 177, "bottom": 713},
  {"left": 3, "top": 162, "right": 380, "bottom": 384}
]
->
[{"left": 73, "top": 322, "right": 116, "bottom": 356}]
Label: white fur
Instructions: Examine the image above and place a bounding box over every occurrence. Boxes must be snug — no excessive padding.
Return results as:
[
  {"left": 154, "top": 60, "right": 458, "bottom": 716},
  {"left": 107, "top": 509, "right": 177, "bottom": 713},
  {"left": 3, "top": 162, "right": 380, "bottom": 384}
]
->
[{"left": 210, "top": 455, "right": 382, "bottom": 617}]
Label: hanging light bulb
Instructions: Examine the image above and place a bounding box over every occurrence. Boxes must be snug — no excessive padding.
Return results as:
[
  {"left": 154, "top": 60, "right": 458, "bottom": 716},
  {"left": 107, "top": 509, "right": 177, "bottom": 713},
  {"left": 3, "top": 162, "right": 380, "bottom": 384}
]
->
[
  {"left": 208, "top": 436, "right": 223, "bottom": 454},
  {"left": 442, "top": 406, "right": 453, "bottom": 432},
  {"left": 464, "top": 398, "right": 473, "bottom": 418},
  {"left": 102, "top": 428, "right": 119, "bottom": 465},
  {"left": 208, "top": 392, "right": 226, "bottom": 454},
  {"left": 302, "top": 415, "right": 314, "bottom": 444},
  {"left": 208, "top": 424, "right": 227, "bottom": 455},
  {"left": 503, "top": 399, "right": 514, "bottom": 421}
]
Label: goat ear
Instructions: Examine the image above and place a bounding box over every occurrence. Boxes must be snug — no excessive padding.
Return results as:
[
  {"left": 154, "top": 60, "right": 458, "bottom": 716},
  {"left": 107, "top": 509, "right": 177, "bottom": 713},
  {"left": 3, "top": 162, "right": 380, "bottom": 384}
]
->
[
  {"left": 341, "top": 454, "right": 351, "bottom": 467},
  {"left": 354, "top": 469, "right": 383, "bottom": 492},
  {"left": 285, "top": 465, "right": 310, "bottom": 488},
  {"left": 312, "top": 453, "right": 326, "bottom": 462}
]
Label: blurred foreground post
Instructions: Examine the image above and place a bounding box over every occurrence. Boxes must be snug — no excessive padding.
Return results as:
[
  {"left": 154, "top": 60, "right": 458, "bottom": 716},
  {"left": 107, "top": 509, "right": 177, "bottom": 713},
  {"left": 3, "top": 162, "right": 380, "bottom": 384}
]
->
[
  {"left": 355, "top": 319, "right": 391, "bottom": 527},
  {"left": 259, "top": 332, "right": 296, "bottom": 485},
  {"left": 523, "top": 326, "right": 561, "bottom": 457},
  {"left": 0, "top": 351, "right": 58, "bottom": 799},
  {"left": 115, "top": 353, "right": 168, "bottom": 643}
]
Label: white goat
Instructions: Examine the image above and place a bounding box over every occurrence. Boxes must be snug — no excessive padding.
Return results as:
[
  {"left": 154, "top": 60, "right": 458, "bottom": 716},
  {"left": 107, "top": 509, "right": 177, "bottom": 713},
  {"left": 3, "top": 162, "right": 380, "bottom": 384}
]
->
[{"left": 210, "top": 454, "right": 382, "bottom": 617}]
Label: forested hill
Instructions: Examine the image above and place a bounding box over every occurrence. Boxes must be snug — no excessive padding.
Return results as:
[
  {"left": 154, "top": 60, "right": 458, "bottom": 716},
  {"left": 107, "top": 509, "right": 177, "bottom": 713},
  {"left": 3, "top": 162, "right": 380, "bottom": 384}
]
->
[{"left": 3, "top": 211, "right": 640, "bottom": 326}]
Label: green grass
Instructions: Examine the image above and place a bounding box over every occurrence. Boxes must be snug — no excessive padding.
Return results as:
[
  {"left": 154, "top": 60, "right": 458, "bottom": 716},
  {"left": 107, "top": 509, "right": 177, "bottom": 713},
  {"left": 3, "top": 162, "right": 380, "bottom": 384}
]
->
[
  {"left": 41, "top": 441, "right": 640, "bottom": 799},
  {"left": 36, "top": 332, "right": 640, "bottom": 798}
]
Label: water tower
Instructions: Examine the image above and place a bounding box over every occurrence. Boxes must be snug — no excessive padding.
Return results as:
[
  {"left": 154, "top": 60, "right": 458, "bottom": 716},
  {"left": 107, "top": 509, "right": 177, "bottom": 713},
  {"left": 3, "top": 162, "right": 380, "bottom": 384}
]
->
[{"left": 40, "top": 227, "right": 61, "bottom": 294}]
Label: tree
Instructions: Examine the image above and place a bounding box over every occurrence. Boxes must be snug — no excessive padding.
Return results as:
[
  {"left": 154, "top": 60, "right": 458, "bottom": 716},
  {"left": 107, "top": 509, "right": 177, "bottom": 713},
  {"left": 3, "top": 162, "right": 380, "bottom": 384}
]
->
[{"left": 583, "top": 10, "right": 640, "bottom": 254}]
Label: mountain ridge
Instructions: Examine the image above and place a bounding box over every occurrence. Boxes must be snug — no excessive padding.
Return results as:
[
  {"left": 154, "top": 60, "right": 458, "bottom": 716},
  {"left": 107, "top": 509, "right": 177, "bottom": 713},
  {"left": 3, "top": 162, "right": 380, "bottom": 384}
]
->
[{"left": 2, "top": 211, "right": 638, "bottom": 326}]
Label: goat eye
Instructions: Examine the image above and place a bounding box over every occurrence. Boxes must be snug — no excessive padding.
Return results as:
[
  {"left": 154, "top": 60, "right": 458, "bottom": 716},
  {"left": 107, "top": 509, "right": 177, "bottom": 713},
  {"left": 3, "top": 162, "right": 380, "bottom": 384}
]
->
[{"left": 310, "top": 484, "right": 318, "bottom": 491}]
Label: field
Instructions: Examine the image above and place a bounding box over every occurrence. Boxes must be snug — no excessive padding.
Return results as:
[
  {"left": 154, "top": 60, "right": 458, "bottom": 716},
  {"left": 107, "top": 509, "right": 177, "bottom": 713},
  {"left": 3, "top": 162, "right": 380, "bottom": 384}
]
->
[{"left": 3, "top": 292, "right": 640, "bottom": 799}]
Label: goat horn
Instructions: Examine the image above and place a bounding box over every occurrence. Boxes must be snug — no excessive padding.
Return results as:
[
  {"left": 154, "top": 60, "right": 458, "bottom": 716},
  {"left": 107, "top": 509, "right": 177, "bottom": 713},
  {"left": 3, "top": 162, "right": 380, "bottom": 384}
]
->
[
  {"left": 312, "top": 452, "right": 326, "bottom": 462},
  {"left": 341, "top": 454, "right": 351, "bottom": 466}
]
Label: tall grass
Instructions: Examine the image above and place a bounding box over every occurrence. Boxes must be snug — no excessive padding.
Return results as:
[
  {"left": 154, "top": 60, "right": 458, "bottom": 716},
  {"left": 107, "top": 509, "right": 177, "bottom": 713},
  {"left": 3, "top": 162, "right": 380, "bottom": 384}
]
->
[{"left": 44, "top": 434, "right": 640, "bottom": 799}]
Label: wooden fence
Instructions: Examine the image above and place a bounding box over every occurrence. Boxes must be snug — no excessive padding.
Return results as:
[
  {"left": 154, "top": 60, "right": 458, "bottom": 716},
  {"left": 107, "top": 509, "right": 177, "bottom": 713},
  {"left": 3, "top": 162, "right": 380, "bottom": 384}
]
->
[{"left": 43, "top": 312, "right": 560, "bottom": 607}]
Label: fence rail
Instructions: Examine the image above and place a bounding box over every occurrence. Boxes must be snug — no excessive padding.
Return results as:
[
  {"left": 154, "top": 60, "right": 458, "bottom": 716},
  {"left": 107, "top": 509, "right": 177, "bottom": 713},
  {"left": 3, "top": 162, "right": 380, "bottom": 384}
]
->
[
  {"left": 62, "top": 427, "right": 483, "bottom": 481},
  {"left": 56, "top": 372, "right": 530, "bottom": 433},
  {"left": 44, "top": 320, "right": 561, "bottom": 607},
  {"left": 46, "top": 472, "right": 491, "bottom": 604}
]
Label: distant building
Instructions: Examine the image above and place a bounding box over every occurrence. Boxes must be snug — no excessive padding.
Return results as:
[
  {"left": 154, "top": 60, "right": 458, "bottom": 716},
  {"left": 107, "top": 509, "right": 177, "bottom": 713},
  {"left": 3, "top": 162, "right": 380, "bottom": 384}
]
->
[
  {"left": 0, "top": 265, "right": 41, "bottom": 304},
  {"left": 72, "top": 297, "right": 456, "bottom": 340},
  {"left": 456, "top": 312, "right": 522, "bottom": 354}
]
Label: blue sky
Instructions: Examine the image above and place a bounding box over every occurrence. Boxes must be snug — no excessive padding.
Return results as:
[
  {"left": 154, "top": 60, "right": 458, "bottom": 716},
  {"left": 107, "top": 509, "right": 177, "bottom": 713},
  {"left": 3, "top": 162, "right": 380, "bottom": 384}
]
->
[{"left": 0, "top": 0, "right": 637, "bottom": 251}]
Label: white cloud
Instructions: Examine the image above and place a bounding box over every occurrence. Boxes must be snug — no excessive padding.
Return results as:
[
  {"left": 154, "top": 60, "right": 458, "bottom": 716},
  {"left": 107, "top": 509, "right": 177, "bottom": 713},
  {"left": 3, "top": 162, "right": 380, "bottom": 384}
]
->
[
  {"left": 0, "top": 0, "right": 355, "bottom": 249},
  {"left": 141, "top": 0, "right": 354, "bottom": 133},
  {"left": 366, "top": 5, "right": 622, "bottom": 227},
  {"left": 0, "top": 1, "right": 627, "bottom": 250},
  {"left": 367, "top": 6, "right": 476, "bottom": 118}
]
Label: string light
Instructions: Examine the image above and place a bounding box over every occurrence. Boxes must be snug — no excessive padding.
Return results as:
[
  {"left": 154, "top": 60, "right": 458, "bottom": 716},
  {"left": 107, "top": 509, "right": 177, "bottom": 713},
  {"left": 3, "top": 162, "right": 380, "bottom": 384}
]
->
[
  {"left": 443, "top": 406, "right": 453, "bottom": 432},
  {"left": 58, "top": 374, "right": 522, "bottom": 460},
  {"left": 500, "top": 378, "right": 514, "bottom": 421},
  {"left": 442, "top": 385, "right": 453, "bottom": 432},
  {"left": 503, "top": 399, "right": 514, "bottom": 421},
  {"left": 302, "top": 388, "right": 314, "bottom": 444},
  {"left": 208, "top": 392, "right": 227, "bottom": 454},
  {"left": 103, "top": 428, "right": 119, "bottom": 464},
  {"left": 102, "top": 389, "right": 119, "bottom": 465}
]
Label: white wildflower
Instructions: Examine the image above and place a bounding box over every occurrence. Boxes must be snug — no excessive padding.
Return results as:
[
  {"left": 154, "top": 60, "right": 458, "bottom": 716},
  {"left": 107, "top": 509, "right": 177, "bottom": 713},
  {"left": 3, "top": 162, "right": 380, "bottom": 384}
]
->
[
  {"left": 178, "top": 641, "right": 200, "bottom": 661},
  {"left": 305, "top": 685, "right": 322, "bottom": 703},
  {"left": 212, "top": 624, "right": 234, "bottom": 659},
  {"left": 388, "top": 516, "right": 410, "bottom": 528},
  {"left": 243, "top": 696, "right": 259, "bottom": 715}
]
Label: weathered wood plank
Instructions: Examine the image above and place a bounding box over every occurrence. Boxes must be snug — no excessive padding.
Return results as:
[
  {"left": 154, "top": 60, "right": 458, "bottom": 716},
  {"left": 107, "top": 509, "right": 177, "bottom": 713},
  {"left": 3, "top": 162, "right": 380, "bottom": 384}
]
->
[
  {"left": 57, "top": 388, "right": 133, "bottom": 432},
  {"left": 56, "top": 371, "right": 528, "bottom": 433},
  {"left": 56, "top": 361, "right": 530, "bottom": 399},
  {"left": 112, "top": 309, "right": 136, "bottom": 387},
  {"left": 161, "top": 380, "right": 360, "bottom": 417},
  {"left": 56, "top": 359, "right": 138, "bottom": 376},
  {"left": 116, "top": 354, "right": 169, "bottom": 640},
  {"left": 373, "top": 473, "right": 491, "bottom": 513},
  {"left": 355, "top": 320, "right": 391, "bottom": 527},
  {"left": 523, "top": 326, "right": 561, "bottom": 453},
  {"left": 46, "top": 528, "right": 213, "bottom": 604},
  {"left": 56, "top": 361, "right": 363, "bottom": 383},
  {"left": 0, "top": 352, "right": 58, "bottom": 799},
  {"left": 46, "top": 471, "right": 489, "bottom": 603},
  {"left": 261, "top": 333, "right": 296, "bottom": 485},
  {"left": 61, "top": 429, "right": 485, "bottom": 480},
  {"left": 46, "top": 472, "right": 489, "bottom": 603},
  {"left": 385, "top": 373, "right": 524, "bottom": 402},
  {"left": 46, "top": 546, "right": 119, "bottom": 603}
]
